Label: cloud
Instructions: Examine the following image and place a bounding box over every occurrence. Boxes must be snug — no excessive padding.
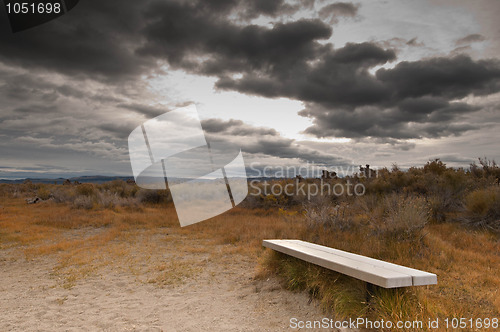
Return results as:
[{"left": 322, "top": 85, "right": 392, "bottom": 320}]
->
[
  {"left": 299, "top": 99, "right": 479, "bottom": 140},
  {"left": 217, "top": 51, "right": 500, "bottom": 139},
  {"left": 1, "top": 0, "right": 500, "bottom": 177},
  {"left": 406, "top": 37, "right": 424, "bottom": 47},
  {"left": 242, "top": 136, "right": 350, "bottom": 166},
  {"left": 0, "top": 64, "right": 147, "bottom": 171},
  {"left": 0, "top": 0, "right": 305, "bottom": 81},
  {"left": 375, "top": 37, "right": 425, "bottom": 53},
  {"left": 241, "top": 0, "right": 296, "bottom": 19},
  {"left": 201, "top": 118, "right": 279, "bottom": 136},
  {"left": 218, "top": 52, "right": 500, "bottom": 110},
  {"left": 0, "top": 0, "right": 156, "bottom": 82},
  {"left": 97, "top": 122, "right": 139, "bottom": 140},
  {"left": 133, "top": 2, "right": 499, "bottom": 142},
  {"left": 201, "top": 119, "right": 350, "bottom": 166},
  {"left": 318, "top": 2, "right": 359, "bottom": 24},
  {"left": 434, "top": 154, "right": 476, "bottom": 164},
  {"left": 4, "top": 0, "right": 496, "bottom": 143},
  {"left": 137, "top": 4, "right": 332, "bottom": 76},
  {"left": 455, "top": 33, "right": 486, "bottom": 45},
  {"left": 118, "top": 103, "right": 170, "bottom": 118},
  {"left": 376, "top": 55, "right": 500, "bottom": 100},
  {"left": 216, "top": 42, "right": 396, "bottom": 106}
]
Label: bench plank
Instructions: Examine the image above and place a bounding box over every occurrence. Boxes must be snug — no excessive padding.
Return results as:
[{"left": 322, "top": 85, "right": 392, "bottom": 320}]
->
[
  {"left": 263, "top": 239, "right": 437, "bottom": 288},
  {"left": 287, "top": 240, "right": 437, "bottom": 286}
]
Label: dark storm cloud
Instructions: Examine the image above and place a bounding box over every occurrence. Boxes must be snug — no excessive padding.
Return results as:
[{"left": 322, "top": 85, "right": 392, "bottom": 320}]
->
[
  {"left": 118, "top": 103, "right": 170, "bottom": 118},
  {"left": 206, "top": 132, "right": 349, "bottom": 166},
  {"left": 201, "top": 118, "right": 279, "bottom": 136},
  {"left": 98, "top": 122, "right": 138, "bottom": 140},
  {"left": 11, "top": 104, "right": 59, "bottom": 115},
  {"left": 131, "top": 1, "right": 497, "bottom": 141},
  {"left": 299, "top": 98, "right": 479, "bottom": 140},
  {"left": 201, "top": 119, "right": 350, "bottom": 166},
  {"left": 376, "top": 37, "right": 425, "bottom": 52},
  {"left": 0, "top": 64, "right": 141, "bottom": 171},
  {"left": 242, "top": 0, "right": 295, "bottom": 19},
  {"left": 242, "top": 136, "right": 349, "bottom": 166},
  {"left": 0, "top": 0, "right": 301, "bottom": 82},
  {"left": 55, "top": 85, "right": 86, "bottom": 99},
  {"left": 406, "top": 37, "right": 424, "bottom": 47},
  {"left": 455, "top": 33, "right": 486, "bottom": 45},
  {"left": 217, "top": 53, "right": 500, "bottom": 110},
  {"left": 217, "top": 50, "right": 500, "bottom": 139},
  {"left": 137, "top": 1, "right": 332, "bottom": 76},
  {"left": 318, "top": 2, "right": 359, "bottom": 24},
  {"left": 2, "top": 0, "right": 500, "bottom": 145},
  {"left": 0, "top": 0, "right": 154, "bottom": 82},
  {"left": 201, "top": 118, "right": 244, "bottom": 133},
  {"left": 216, "top": 42, "right": 395, "bottom": 105},
  {"left": 0, "top": 70, "right": 60, "bottom": 101},
  {"left": 376, "top": 55, "right": 500, "bottom": 100}
]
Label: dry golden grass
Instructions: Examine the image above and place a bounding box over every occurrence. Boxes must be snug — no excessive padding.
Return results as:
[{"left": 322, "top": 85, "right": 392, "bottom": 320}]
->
[
  {"left": 253, "top": 212, "right": 500, "bottom": 331},
  {"left": 147, "top": 259, "right": 203, "bottom": 286},
  {"left": 1, "top": 183, "right": 499, "bottom": 331}
]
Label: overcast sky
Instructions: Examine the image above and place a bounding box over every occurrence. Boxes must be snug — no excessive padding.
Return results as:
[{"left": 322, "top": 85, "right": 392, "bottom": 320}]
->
[{"left": 1, "top": 0, "right": 500, "bottom": 179}]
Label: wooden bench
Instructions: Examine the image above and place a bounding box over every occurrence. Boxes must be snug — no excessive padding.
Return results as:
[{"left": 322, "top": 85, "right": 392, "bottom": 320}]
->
[{"left": 263, "top": 239, "right": 437, "bottom": 288}]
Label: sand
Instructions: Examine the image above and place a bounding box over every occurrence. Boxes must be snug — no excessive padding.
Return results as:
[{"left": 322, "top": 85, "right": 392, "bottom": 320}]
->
[{"left": 0, "top": 229, "right": 345, "bottom": 331}]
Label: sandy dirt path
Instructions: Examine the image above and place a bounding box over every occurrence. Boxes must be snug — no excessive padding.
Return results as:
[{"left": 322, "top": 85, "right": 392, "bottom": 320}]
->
[{"left": 0, "top": 229, "right": 341, "bottom": 331}]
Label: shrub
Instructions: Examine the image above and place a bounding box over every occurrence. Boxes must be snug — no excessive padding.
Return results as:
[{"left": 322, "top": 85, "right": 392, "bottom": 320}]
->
[
  {"left": 95, "top": 190, "right": 140, "bottom": 209},
  {"left": 136, "top": 189, "right": 171, "bottom": 204},
  {"left": 51, "top": 187, "right": 75, "bottom": 203},
  {"left": 75, "top": 184, "right": 96, "bottom": 197},
  {"left": 382, "top": 194, "right": 429, "bottom": 240},
  {"left": 478, "top": 157, "right": 500, "bottom": 178},
  {"left": 427, "top": 195, "right": 449, "bottom": 223},
  {"left": 462, "top": 187, "right": 500, "bottom": 231},
  {"left": 469, "top": 157, "right": 500, "bottom": 185},
  {"left": 303, "top": 196, "right": 351, "bottom": 230},
  {"left": 96, "top": 191, "right": 119, "bottom": 209},
  {"left": 424, "top": 159, "right": 447, "bottom": 175},
  {"left": 99, "top": 180, "right": 138, "bottom": 198},
  {"left": 36, "top": 185, "right": 52, "bottom": 200},
  {"left": 73, "top": 195, "right": 94, "bottom": 210},
  {"left": 466, "top": 188, "right": 497, "bottom": 215},
  {"left": 0, "top": 184, "right": 14, "bottom": 198}
]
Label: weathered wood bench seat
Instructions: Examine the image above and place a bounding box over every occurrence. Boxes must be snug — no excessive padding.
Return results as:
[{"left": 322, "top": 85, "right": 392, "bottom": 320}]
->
[{"left": 263, "top": 239, "right": 437, "bottom": 288}]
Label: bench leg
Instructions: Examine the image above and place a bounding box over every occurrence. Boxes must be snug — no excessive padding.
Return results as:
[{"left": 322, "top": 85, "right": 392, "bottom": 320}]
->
[{"left": 365, "top": 282, "right": 376, "bottom": 303}]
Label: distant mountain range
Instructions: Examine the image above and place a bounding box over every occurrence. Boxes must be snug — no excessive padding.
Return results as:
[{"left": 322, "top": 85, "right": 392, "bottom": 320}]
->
[
  {"left": 0, "top": 175, "right": 281, "bottom": 184},
  {"left": 0, "top": 175, "right": 135, "bottom": 184}
]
